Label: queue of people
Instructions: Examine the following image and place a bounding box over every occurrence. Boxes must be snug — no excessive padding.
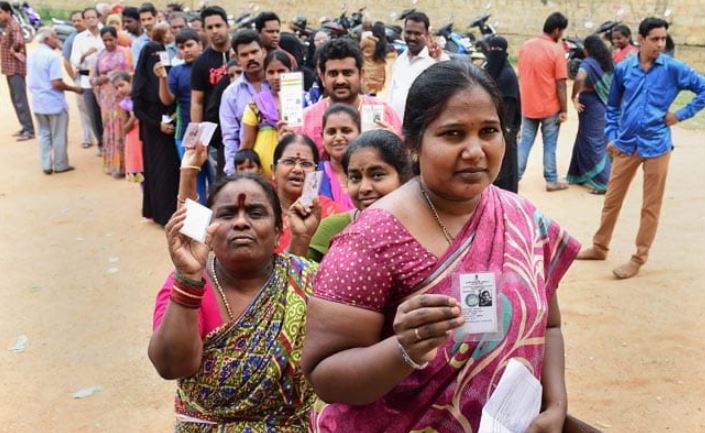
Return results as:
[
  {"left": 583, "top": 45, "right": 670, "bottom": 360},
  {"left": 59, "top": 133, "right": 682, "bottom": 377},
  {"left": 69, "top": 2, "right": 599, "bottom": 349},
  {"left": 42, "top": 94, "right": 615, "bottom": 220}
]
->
[{"left": 3, "top": 3, "right": 705, "bottom": 430}]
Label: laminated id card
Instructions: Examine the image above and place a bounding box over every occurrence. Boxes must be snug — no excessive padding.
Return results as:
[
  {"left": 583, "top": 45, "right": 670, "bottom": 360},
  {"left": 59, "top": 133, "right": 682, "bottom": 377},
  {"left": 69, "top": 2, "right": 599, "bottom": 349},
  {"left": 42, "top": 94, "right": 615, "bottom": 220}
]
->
[
  {"left": 280, "top": 72, "right": 304, "bottom": 127},
  {"left": 361, "top": 104, "right": 385, "bottom": 132},
  {"left": 158, "top": 51, "right": 171, "bottom": 66},
  {"left": 300, "top": 171, "right": 323, "bottom": 207},
  {"left": 459, "top": 272, "right": 499, "bottom": 337}
]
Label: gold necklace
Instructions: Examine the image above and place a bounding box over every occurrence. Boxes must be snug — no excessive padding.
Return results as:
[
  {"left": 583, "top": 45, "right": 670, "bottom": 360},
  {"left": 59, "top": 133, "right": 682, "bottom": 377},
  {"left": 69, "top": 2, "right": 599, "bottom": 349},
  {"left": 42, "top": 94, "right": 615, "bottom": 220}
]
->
[
  {"left": 418, "top": 180, "right": 455, "bottom": 245},
  {"left": 210, "top": 256, "right": 234, "bottom": 321}
]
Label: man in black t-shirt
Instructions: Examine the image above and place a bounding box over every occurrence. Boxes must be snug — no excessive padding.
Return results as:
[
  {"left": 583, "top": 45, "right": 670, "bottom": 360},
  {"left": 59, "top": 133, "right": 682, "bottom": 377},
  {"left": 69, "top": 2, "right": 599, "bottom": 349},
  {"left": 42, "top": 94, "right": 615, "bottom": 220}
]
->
[{"left": 190, "top": 6, "right": 230, "bottom": 177}]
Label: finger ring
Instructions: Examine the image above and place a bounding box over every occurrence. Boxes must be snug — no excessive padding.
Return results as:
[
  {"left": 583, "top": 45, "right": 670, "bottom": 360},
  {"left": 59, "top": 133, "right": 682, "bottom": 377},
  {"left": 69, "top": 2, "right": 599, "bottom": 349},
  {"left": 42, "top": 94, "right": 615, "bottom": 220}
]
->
[{"left": 414, "top": 328, "right": 422, "bottom": 341}]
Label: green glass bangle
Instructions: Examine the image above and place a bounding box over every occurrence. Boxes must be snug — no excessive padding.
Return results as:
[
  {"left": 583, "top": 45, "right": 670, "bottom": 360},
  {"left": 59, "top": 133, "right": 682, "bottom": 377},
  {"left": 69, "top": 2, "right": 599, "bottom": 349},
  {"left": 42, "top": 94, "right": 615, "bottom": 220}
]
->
[{"left": 174, "top": 271, "right": 205, "bottom": 288}]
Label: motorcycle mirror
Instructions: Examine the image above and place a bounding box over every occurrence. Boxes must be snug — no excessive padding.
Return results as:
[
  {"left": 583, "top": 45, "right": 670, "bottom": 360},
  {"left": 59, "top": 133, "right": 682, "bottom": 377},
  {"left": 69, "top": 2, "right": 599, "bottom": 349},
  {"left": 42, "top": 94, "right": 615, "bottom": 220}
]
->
[
  {"left": 664, "top": 9, "right": 672, "bottom": 17},
  {"left": 584, "top": 21, "right": 594, "bottom": 29}
]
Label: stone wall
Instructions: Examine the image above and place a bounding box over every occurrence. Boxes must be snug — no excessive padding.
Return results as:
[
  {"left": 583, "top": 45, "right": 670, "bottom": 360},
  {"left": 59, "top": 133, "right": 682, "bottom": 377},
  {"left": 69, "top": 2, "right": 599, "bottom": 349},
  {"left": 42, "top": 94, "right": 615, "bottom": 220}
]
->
[{"left": 40, "top": 0, "right": 705, "bottom": 70}]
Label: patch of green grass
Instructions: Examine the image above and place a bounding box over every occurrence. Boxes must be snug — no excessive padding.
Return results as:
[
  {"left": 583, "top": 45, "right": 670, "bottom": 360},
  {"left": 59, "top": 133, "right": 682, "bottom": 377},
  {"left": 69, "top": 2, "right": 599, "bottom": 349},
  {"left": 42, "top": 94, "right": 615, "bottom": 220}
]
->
[
  {"left": 36, "top": 5, "right": 72, "bottom": 24},
  {"left": 671, "top": 91, "right": 705, "bottom": 130}
]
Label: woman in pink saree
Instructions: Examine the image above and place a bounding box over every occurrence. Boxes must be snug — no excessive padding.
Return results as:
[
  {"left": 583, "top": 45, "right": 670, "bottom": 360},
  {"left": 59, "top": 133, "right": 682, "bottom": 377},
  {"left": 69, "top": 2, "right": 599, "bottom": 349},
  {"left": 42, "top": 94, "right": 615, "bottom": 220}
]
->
[
  {"left": 302, "top": 61, "right": 581, "bottom": 433},
  {"left": 91, "top": 26, "right": 132, "bottom": 177}
]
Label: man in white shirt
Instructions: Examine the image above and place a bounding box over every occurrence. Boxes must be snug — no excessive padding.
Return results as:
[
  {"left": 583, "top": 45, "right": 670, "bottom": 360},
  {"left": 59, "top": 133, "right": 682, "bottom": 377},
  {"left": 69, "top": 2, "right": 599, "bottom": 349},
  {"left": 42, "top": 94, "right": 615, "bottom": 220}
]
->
[
  {"left": 389, "top": 11, "right": 448, "bottom": 122},
  {"left": 70, "top": 7, "right": 104, "bottom": 152}
]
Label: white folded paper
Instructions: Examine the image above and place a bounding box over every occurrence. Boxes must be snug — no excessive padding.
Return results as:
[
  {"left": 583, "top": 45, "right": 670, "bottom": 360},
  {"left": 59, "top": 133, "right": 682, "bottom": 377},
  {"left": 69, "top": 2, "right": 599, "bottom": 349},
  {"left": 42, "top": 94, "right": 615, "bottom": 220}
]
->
[
  {"left": 179, "top": 199, "right": 213, "bottom": 243},
  {"left": 478, "top": 358, "right": 543, "bottom": 433}
]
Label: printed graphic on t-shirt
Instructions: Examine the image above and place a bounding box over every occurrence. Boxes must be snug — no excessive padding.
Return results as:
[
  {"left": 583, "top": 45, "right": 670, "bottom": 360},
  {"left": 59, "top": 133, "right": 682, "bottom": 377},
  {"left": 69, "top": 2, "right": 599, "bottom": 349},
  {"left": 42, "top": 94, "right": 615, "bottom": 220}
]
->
[{"left": 209, "top": 64, "right": 227, "bottom": 86}]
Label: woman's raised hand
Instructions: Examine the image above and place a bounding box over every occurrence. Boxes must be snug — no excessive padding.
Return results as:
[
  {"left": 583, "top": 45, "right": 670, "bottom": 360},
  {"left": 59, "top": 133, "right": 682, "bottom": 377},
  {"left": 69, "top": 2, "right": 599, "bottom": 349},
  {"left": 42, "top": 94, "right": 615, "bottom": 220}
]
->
[
  {"left": 393, "top": 294, "right": 464, "bottom": 364},
  {"left": 153, "top": 61, "right": 168, "bottom": 79},
  {"left": 165, "top": 206, "right": 220, "bottom": 280},
  {"left": 181, "top": 141, "right": 209, "bottom": 169},
  {"left": 289, "top": 197, "right": 322, "bottom": 241},
  {"left": 276, "top": 120, "right": 295, "bottom": 140}
]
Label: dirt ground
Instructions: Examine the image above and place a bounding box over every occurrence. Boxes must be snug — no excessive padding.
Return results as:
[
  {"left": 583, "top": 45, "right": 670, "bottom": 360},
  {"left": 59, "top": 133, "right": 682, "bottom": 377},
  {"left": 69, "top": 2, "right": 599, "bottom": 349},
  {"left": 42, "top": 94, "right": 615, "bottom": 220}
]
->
[{"left": 1, "top": 60, "right": 704, "bottom": 433}]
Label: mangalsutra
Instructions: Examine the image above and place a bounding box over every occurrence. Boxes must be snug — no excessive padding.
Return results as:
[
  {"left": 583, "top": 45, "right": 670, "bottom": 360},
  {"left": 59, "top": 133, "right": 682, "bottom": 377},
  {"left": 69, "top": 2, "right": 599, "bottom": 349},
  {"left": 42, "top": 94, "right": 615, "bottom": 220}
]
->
[
  {"left": 418, "top": 180, "right": 455, "bottom": 245},
  {"left": 210, "top": 256, "right": 234, "bottom": 321}
]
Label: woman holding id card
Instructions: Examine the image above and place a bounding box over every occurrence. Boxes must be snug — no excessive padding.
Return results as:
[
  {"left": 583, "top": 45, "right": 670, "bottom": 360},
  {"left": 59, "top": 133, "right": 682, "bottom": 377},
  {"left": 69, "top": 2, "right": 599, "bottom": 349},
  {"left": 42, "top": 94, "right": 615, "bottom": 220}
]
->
[{"left": 302, "top": 62, "right": 581, "bottom": 433}]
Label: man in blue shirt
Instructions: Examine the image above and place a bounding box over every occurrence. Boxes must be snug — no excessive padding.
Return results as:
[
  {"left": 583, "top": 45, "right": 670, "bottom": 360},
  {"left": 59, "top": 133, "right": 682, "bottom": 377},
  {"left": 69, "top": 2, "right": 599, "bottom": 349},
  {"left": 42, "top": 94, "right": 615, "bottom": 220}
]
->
[
  {"left": 578, "top": 17, "right": 705, "bottom": 279},
  {"left": 166, "top": 11, "right": 187, "bottom": 65},
  {"left": 130, "top": 5, "right": 154, "bottom": 64},
  {"left": 154, "top": 28, "right": 211, "bottom": 202},
  {"left": 219, "top": 30, "right": 268, "bottom": 175},
  {"left": 28, "top": 29, "right": 84, "bottom": 174},
  {"left": 61, "top": 10, "right": 94, "bottom": 149}
]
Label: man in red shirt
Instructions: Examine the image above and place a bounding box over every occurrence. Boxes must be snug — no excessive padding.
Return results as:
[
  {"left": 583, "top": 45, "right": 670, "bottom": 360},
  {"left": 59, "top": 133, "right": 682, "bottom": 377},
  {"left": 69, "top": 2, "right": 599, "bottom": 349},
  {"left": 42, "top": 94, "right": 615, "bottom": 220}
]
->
[
  {"left": 0, "top": 1, "right": 34, "bottom": 141},
  {"left": 517, "top": 12, "right": 569, "bottom": 191}
]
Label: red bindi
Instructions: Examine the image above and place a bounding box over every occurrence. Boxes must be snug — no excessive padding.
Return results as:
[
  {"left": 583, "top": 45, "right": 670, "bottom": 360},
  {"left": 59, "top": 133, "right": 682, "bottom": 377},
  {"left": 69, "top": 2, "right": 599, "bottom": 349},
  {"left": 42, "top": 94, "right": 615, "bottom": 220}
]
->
[{"left": 237, "top": 193, "right": 246, "bottom": 208}]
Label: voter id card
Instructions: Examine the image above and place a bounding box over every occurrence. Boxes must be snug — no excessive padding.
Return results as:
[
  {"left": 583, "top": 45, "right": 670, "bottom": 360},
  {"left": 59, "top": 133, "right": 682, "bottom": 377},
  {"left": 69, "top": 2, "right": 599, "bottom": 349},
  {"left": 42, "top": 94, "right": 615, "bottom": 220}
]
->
[
  {"left": 459, "top": 272, "right": 499, "bottom": 337},
  {"left": 300, "top": 171, "right": 323, "bottom": 207}
]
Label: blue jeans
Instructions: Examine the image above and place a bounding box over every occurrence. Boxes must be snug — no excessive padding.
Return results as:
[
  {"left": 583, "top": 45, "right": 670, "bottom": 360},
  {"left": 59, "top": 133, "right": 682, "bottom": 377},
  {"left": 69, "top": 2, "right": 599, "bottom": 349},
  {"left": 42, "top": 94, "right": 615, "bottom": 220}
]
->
[{"left": 517, "top": 113, "right": 561, "bottom": 183}]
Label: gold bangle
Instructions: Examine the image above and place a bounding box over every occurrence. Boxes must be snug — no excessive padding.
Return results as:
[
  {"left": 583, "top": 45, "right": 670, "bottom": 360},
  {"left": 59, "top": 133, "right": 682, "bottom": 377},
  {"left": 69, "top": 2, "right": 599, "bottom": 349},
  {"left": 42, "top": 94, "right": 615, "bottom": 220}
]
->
[{"left": 180, "top": 165, "right": 201, "bottom": 171}]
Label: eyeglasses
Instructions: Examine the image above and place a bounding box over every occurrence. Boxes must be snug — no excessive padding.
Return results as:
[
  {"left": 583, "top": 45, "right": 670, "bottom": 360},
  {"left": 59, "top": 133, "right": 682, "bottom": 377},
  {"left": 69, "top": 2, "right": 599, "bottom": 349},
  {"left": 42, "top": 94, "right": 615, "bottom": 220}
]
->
[{"left": 277, "top": 158, "right": 316, "bottom": 169}]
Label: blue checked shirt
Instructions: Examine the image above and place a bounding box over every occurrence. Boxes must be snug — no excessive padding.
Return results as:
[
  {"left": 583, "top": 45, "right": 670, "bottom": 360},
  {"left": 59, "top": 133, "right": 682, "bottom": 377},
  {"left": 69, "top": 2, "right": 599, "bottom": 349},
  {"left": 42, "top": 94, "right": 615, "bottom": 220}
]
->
[{"left": 606, "top": 53, "right": 705, "bottom": 157}]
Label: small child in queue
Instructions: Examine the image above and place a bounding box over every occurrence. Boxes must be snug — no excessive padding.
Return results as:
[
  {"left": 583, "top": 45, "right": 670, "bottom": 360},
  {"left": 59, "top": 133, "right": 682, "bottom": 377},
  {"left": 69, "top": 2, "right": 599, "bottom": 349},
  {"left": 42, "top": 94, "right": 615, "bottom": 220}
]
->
[
  {"left": 112, "top": 72, "right": 144, "bottom": 183},
  {"left": 234, "top": 149, "right": 263, "bottom": 175}
]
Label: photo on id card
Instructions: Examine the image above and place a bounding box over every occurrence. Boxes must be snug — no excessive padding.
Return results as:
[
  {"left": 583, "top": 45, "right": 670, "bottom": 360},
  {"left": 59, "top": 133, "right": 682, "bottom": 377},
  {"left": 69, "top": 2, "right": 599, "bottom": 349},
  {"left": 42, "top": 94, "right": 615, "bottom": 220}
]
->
[{"left": 457, "top": 272, "right": 504, "bottom": 341}]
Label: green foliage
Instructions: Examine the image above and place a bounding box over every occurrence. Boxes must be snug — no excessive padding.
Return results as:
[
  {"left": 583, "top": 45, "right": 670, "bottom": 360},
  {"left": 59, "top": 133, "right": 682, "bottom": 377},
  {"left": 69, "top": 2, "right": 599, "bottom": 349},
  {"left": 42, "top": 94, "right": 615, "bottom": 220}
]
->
[{"left": 35, "top": 5, "right": 72, "bottom": 24}]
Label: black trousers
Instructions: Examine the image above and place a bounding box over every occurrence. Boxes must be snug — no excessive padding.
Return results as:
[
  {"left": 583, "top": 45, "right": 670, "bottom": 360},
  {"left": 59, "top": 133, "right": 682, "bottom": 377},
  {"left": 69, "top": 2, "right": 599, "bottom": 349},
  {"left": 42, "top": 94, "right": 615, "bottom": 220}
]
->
[{"left": 83, "top": 88, "right": 104, "bottom": 147}]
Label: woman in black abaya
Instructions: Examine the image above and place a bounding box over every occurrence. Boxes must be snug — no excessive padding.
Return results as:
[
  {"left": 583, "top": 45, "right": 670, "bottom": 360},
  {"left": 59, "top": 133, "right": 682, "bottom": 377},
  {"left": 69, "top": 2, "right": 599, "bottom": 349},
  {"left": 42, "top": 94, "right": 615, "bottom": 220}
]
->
[
  {"left": 132, "top": 41, "right": 181, "bottom": 226},
  {"left": 484, "top": 36, "right": 521, "bottom": 193}
]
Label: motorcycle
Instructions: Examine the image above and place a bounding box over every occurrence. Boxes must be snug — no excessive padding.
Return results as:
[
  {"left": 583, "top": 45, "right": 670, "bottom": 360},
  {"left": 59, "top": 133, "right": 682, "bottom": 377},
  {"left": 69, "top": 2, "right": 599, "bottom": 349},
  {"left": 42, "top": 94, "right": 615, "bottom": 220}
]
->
[
  {"left": 21, "top": 2, "right": 42, "bottom": 31},
  {"left": 434, "top": 21, "right": 486, "bottom": 64},
  {"left": 467, "top": 13, "right": 497, "bottom": 53},
  {"left": 10, "top": 3, "right": 34, "bottom": 43},
  {"left": 564, "top": 20, "right": 622, "bottom": 79}
]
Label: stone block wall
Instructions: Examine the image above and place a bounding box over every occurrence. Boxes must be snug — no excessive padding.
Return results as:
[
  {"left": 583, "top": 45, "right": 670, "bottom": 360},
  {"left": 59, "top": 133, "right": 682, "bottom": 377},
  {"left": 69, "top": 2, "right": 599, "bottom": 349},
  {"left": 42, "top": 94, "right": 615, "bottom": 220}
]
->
[{"left": 41, "top": 0, "right": 705, "bottom": 70}]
